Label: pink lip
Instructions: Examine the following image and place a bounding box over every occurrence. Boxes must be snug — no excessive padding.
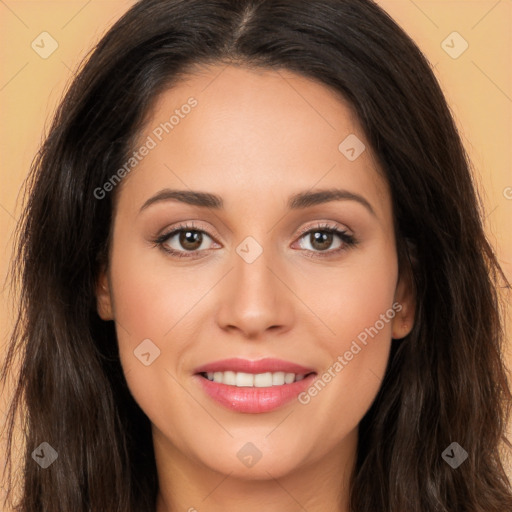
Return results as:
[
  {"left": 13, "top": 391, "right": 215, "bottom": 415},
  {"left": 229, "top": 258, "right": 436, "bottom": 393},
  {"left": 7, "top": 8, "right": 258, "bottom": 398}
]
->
[
  {"left": 193, "top": 357, "right": 316, "bottom": 375},
  {"left": 193, "top": 358, "right": 317, "bottom": 414},
  {"left": 193, "top": 372, "right": 317, "bottom": 413}
]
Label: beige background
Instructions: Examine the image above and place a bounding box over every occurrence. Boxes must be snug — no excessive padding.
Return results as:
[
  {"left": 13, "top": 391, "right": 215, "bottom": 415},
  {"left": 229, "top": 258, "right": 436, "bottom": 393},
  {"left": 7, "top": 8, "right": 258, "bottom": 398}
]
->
[{"left": 1, "top": 0, "right": 511, "bottom": 506}]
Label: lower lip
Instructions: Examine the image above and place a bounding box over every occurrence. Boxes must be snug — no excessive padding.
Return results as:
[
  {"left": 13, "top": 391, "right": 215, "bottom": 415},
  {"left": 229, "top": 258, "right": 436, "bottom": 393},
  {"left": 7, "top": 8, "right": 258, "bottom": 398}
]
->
[{"left": 194, "top": 373, "right": 317, "bottom": 413}]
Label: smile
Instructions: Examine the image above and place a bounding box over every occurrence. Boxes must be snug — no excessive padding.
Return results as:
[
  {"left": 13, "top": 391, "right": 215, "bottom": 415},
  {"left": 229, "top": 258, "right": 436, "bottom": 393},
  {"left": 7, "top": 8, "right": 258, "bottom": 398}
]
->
[
  {"left": 195, "top": 372, "right": 317, "bottom": 413},
  {"left": 201, "top": 370, "right": 310, "bottom": 387}
]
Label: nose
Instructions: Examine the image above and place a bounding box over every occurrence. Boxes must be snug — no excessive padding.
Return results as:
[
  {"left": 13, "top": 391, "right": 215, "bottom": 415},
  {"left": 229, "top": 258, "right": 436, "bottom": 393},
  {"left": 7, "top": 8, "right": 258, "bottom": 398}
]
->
[{"left": 215, "top": 246, "right": 295, "bottom": 339}]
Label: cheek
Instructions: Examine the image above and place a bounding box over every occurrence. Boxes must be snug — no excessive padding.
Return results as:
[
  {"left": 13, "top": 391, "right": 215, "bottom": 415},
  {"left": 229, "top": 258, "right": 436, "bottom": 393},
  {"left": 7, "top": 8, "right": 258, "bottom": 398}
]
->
[
  {"left": 299, "top": 237, "right": 398, "bottom": 347},
  {"left": 106, "top": 237, "right": 188, "bottom": 384},
  {"left": 108, "top": 236, "right": 206, "bottom": 343},
  {"left": 107, "top": 234, "right": 226, "bottom": 421},
  {"left": 107, "top": 244, "right": 196, "bottom": 434},
  {"left": 296, "top": 244, "right": 397, "bottom": 429}
]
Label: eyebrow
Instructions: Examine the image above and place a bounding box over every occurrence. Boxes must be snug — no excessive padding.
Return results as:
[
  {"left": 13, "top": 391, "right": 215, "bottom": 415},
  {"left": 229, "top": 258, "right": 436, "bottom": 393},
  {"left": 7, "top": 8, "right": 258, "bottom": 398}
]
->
[{"left": 139, "top": 188, "right": 376, "bottom": 216}]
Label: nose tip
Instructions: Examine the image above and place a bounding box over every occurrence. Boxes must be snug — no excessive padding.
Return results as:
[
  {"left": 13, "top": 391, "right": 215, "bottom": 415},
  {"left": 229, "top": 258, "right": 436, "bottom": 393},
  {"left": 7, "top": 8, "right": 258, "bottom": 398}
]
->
[{"left": 214, "top": 249, "right": 295, "bottom": 339}]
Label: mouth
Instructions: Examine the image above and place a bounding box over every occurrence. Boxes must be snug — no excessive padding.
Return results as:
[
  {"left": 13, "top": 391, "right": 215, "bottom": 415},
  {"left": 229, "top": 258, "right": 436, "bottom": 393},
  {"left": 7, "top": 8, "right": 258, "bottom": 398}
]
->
[{"left": 193, "top": 358, "right": 317, "bottom": 413}]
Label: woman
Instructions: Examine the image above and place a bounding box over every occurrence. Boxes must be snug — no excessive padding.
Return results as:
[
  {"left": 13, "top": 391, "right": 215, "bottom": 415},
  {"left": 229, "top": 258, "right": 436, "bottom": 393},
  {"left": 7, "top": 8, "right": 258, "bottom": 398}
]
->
[{"left": 2, "top": 0, "right": 511, "bottom": 511}]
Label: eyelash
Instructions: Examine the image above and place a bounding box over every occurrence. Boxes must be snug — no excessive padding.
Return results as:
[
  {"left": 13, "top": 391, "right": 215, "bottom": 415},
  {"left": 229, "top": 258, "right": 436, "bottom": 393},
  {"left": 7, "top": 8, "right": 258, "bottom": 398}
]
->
[{"left": 152, "top": 221, "right": 358, "bottom": 260}]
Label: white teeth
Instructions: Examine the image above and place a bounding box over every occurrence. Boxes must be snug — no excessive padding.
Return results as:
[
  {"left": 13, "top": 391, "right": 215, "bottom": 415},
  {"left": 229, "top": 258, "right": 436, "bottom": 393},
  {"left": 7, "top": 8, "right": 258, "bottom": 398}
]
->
[
  {"left": 204, "top": 371, "right": 308, "bottom": 387},
  {"left": 284, "top": 373, "right": 295, "bottom": 384},
  {"left": 223, "top": 370, "right": 236, "bottom": 385},
  {"left": 235, "top": 372, "right": 254, "bottom": 387},
  {"left": 254, "top": 372, "right": 272, "bottom": 387},
  {"left": 272, "top": 371, "right": 285, "bottom": 385}
]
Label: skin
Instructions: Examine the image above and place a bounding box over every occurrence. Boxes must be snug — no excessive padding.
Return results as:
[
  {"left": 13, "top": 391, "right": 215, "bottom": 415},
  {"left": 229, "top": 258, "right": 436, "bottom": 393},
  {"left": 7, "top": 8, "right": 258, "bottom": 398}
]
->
[{"left": 96, "top": 63, "right": 415, "bottom": 512}]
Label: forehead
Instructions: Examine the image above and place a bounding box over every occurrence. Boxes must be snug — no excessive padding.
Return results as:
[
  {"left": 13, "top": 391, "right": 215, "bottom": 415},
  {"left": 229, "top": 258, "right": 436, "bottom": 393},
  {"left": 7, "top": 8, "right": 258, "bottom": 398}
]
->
[{"left": 117, "top": 63, "right": 391, "bottom": 222}]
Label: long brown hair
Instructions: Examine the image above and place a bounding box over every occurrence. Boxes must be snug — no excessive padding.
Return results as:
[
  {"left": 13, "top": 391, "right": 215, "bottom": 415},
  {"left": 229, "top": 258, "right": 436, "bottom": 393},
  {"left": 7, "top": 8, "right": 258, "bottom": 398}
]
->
[{"left": 2, "top": 1, "right": 511, "bottom": 510}]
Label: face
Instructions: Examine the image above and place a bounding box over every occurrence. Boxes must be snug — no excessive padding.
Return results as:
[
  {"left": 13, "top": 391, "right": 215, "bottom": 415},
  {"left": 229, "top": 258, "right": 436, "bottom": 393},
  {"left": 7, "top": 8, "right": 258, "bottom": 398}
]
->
[{"left": 96, "top": 63, "right": 414, "bottom": 481}]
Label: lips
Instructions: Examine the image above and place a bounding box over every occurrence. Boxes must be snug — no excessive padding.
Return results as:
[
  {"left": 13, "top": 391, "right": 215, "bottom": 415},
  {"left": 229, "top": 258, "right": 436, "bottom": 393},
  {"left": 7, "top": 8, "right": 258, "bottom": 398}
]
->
[
  {"left": 193, "top": 357, "right": 317, "bottom": 413},
  {"left": 194, "top": 357, "right": 316, "bottom": 375}
]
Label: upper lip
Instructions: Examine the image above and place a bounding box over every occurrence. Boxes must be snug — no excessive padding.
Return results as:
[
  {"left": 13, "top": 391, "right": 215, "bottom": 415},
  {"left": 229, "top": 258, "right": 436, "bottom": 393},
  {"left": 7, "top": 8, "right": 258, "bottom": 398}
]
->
[{"left": 194, "top": 357, "right": 316, "bottom": 375}]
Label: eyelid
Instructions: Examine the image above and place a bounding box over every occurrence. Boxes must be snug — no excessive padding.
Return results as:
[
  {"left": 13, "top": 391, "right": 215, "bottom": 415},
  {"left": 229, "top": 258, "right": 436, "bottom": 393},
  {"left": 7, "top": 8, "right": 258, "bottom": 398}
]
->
[
  {"left": 294, "top": 220, "right": 352, "bottom": 238},
  {"left": 157, "top": 221, "right": 219, "bottom": 242}
]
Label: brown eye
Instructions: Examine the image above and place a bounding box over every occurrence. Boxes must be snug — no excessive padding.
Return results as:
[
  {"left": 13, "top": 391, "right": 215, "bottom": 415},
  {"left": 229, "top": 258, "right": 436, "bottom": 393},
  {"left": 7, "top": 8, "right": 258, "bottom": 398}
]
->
[
  {"left": 155, "top": 224, "right": 217, "bottom": 257},
  {"left": 293, "top": 223, "right": 357, "bottom": 258},
  {"left": 177, "top": 230, "right": 203, "bottom": 251},
  {"left": 308, "top": 231, "right": 334, "bottom": 251},
  {"left": 297, "top": 229, "right": 343, "bottom": 252}
]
